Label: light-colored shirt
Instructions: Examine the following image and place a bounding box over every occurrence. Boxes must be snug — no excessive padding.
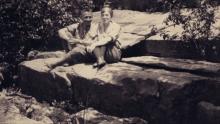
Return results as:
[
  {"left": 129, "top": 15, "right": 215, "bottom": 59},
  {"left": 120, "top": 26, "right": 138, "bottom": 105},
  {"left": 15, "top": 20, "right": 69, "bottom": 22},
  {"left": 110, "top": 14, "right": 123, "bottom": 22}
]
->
[
  {"left": 66, "top": 23, "right": 92, "bottom": 40},
  {"left": 88, "top": 21, "right": 121, "bottom": 42}
]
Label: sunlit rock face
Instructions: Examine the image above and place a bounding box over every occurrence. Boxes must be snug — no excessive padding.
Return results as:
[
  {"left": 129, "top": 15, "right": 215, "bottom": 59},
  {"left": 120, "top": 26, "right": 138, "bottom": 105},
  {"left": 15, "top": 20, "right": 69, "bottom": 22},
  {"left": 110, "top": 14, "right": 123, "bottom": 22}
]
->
[
  {"left": 18, "top": 8, "right": 220, "bottom": 124},
  {"left": 19, "top": 54, "right": 220, "bottom": 124}
]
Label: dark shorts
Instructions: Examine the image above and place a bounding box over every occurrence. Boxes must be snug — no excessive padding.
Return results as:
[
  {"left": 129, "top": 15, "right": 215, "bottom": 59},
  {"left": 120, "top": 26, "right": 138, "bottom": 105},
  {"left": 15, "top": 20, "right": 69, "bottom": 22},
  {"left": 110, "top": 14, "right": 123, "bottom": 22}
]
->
[{"left": 66, "top": 43, "right": 121, "bottom": 64}]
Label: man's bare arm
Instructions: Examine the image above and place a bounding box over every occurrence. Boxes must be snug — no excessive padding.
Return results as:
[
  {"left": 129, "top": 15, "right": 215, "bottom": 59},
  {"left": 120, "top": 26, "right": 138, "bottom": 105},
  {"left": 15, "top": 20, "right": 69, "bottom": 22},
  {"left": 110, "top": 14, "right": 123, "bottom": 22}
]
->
[
  {"left": 92, "top": 36, "right": 112, "bottom": 47},
  {"left": 58, "top": 28, "right": 93, "bottom": 46},
  {"left": 69, "top": 38, "right": 93, "bottom": 46},
  {"left": 58, "top": 28, "right": 81, "bottom": 43}
]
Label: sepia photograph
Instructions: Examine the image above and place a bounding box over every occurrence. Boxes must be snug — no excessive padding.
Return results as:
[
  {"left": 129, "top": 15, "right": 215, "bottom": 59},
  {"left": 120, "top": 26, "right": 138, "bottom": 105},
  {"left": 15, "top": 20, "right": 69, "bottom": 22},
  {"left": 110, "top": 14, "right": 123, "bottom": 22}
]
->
[{"left": 0, "top": 0, "right": 220, "bottom": 124}]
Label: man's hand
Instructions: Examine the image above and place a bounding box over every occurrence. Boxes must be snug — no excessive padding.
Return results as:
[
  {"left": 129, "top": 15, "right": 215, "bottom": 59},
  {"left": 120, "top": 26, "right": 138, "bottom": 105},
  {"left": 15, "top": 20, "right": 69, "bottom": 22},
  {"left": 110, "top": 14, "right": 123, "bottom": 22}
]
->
[
  {"left": 68, "top": 38, "right": 81, "bottom": 44},
  {"left": 86, "top": 44, "right": 96, "bottom": 53},
  {"left": 69, "top": 38, "right": 93, "bottom": 46}
]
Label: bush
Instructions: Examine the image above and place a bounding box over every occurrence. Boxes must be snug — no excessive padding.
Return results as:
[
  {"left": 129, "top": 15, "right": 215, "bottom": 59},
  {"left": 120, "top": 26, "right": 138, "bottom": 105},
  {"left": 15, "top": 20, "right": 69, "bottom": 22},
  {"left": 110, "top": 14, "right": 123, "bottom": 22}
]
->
[
  {"left": 0, "top": 0, "right": 93, "bottom": 86},
  {"left": 163, "top": 0, "right": 219, "bottom": 58}
]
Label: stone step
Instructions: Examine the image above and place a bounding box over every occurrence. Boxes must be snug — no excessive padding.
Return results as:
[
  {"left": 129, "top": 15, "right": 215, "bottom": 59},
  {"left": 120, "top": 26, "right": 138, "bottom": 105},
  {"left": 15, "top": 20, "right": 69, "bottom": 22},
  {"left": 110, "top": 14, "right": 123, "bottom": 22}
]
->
[
  {"left": 144, "top": 40, "right": 220, "bottom": 61},
  {"left": 122, "top": 39, "right": 220, "bottom": 62},
  {"left": 74, "top": 107, "right": 148, "bottom": 124},
  {"left": 18, "top": 57, "right": 220, "bottom": 124},
  {"left": 122, "top": 56, "right": 220, "bottom": 77}
]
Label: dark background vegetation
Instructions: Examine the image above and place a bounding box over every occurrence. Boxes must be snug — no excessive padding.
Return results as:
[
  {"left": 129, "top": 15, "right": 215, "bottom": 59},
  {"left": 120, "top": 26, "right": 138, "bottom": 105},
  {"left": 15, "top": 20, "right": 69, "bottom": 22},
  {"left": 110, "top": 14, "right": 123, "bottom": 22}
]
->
[{"left": 0, "top": 0, "right": 220, "bottom": 87}]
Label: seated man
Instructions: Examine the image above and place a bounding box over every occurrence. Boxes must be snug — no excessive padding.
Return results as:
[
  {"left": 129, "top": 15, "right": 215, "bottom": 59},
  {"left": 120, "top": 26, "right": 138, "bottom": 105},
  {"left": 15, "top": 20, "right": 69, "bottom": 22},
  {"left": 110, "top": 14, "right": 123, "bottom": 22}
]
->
[
  {"left": 60, "top": 10, "right": 93, "bottom": 52},
  {"left": 47, "top": 8, "right": 94, "bottom": 69},
  {"left": 48, "top": 6, "right": 121, "bottom": 69}
]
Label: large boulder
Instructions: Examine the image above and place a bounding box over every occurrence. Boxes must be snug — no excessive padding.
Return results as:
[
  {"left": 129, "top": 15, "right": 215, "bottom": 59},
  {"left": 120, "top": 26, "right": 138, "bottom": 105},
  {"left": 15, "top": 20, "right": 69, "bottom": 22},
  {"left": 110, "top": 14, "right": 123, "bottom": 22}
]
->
[
  {"left": 122, "top": 56, "right": 220, "bottom": 76},
  {"left": 19, "top": 58, "right": 74, "bottom": 101},
  {"left": 18, "top": 56, "right": 220, "bottom": 124}
]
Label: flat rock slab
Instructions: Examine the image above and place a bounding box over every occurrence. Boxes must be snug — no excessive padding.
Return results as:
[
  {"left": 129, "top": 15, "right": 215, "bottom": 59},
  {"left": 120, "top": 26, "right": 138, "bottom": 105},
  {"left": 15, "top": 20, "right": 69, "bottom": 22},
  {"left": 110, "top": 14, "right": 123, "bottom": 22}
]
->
[
  {"left": 122, "top": 56, "right": 220, "bottom": 76},
  {"left": 19, "top": 57, "right": 206, "bottom": 99},
  {"left": 18, "top": 56, "right": 220, "bottom": 123},
  {"left": 74, "top": 107, "right": 148, "bottom": 124}
]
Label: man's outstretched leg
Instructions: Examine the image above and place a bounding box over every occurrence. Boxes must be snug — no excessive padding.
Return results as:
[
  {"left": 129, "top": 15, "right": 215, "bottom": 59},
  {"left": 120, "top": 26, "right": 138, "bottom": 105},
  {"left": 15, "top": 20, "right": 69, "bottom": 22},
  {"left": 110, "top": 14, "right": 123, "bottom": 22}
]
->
[
  {"left": 47, "top": 55, "right": 70, "bottom": 69},
  {"left": 47, "top": 46, "right": 87, "bottom": 70}
]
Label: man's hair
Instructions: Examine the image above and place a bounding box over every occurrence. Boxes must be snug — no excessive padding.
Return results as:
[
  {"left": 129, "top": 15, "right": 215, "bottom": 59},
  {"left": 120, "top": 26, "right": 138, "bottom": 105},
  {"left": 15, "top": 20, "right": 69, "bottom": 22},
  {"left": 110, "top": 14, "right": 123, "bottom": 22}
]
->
[
  {"left": 80, "top": 2, "right": 93, "bottom": 15},
  {"left": 80, "top": 8, "right": 92, "bottom": 17}
]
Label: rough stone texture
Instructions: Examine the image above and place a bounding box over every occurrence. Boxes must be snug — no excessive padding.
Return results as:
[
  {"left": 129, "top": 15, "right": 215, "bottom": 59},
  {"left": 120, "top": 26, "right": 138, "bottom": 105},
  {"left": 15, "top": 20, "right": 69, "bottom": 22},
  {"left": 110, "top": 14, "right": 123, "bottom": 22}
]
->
[
  {"left": 0, "top": 90, "right": 93, "bottom": 124},
  {"left": 74, "top": 107, "right": 148, "bottom": 124},
  {"left": 197, "top": 101, "right": 220, "bottom": 124},
  {"left": 122, "top": 56, "right": 220, "bottom": 76},
  {"left": 18, "top": 8, "right": 220, "bottom": 124},
  {"left": 19, "top": 58, "right": 74, "bottom": 101},
  {"left": 1, "top": 90, "right": 146, "bottom": 124},
  {"left": 18, "top": 56, "right": 220, "bottom": 124},
  {"left": 144, "top": 40, "right": 220, "bottom": 61},
  {"left": 0, "top": 93, "right": 51, "bottom": 124}
]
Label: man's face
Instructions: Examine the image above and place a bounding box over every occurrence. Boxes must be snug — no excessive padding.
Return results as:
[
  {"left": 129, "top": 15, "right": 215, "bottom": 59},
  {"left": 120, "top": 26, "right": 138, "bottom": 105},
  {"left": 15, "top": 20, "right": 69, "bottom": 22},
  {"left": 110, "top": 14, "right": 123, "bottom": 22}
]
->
[{"left": 81, "top": 11, "right": 93, "bottom": 25}]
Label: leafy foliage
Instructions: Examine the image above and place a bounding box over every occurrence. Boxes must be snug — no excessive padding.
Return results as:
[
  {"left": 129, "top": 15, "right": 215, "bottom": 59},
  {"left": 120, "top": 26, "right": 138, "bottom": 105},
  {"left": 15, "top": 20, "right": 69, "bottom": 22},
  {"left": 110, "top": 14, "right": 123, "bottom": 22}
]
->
[
  {"left": 0, "top": 0, "right": 92, "bottom": 86},
  {"left": 1, "top": 88, "right": 79, "bottom": 123},
  {"left": 164, "top": 0, "right": 218, "bottom": 40},
  {"left": 163, "top": 0, "right": 219, "bottom": 57}
]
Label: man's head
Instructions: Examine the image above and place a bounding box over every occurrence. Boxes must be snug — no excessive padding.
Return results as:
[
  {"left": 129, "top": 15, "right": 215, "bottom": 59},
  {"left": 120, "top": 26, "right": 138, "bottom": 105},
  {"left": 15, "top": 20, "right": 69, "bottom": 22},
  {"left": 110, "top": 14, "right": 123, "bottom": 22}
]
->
[{"left": 80, "top": 9, "right": 93, "bottom": 26}]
